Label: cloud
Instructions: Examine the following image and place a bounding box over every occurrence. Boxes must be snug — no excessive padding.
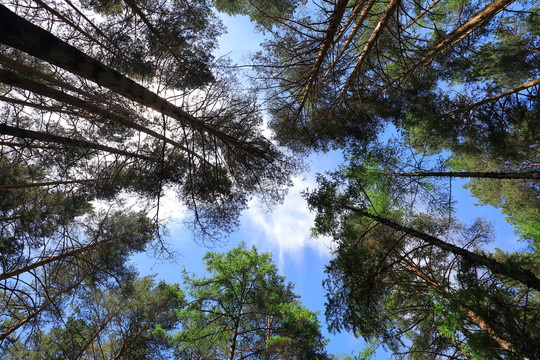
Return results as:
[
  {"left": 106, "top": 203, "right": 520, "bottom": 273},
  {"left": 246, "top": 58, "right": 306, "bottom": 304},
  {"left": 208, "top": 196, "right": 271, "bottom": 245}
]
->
[{"left": 244, "top": 175, "right": 334, "bottom": 267}]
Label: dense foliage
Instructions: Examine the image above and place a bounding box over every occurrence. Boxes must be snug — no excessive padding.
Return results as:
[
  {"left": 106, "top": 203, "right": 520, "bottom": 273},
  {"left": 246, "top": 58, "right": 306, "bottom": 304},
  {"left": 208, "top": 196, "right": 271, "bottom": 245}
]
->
[{"left": 1, "top": 0, "right": 539, "bottom": 358}]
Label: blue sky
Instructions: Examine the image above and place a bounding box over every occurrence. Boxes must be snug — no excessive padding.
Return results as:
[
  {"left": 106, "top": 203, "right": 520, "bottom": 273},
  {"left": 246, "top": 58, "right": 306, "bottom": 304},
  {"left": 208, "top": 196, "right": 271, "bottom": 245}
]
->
[{"left": 131, "top": 10, "right": 527, "bottom": 359}]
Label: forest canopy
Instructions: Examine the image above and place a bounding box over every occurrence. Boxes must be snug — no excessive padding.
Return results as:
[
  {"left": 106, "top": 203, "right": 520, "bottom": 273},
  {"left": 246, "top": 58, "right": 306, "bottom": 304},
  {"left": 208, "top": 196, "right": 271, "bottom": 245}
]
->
[{"left": 1, "top": 0, "right": 539, "bottom": 359}]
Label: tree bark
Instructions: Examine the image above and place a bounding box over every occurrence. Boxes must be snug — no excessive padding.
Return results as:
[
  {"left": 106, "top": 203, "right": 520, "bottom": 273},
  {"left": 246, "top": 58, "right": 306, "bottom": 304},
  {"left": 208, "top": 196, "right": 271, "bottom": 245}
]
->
[
  {"left": 298, "top": 0, "right": 350, "bottom": 114},
  {"left": 334, "top": 0, "right": 401, "bottom": 107},
  {"left": 0, "top": 68, "right": 205, "bottom": 162},
  {"left": 0, "top": 179, "right": 98, "bottom": 190},
  {"left": 385, "top": 170, "right": 540, "bottom": 180},
  {"left": 73, "top": 313, "right": 115, "bottom": 360},
  {"left": 321, "top": 0, "right": 376, "bottom": 83},
  {"left": 401, "top": 259, "right": 526, "bottom": 358},
  {"left": 0, "top": 123, "right": 153, "bottom": 160},
  {"left": 451, "top": 77, "right": 540, "bottom": 114},
  {"left": 382, "top": 0, "right": 515, "bottom": 90},
  {"left": 347, "top": 206, "right": 540, "bottom": 291},
  {"left": 0, "top": 281, "right": 81, "bottom": 343},
  {"left": 0, "top": 5, "right": 254, "bottom": 152},
  {"left": 0, "top": 233, "right": 122, "bottom": 281}
]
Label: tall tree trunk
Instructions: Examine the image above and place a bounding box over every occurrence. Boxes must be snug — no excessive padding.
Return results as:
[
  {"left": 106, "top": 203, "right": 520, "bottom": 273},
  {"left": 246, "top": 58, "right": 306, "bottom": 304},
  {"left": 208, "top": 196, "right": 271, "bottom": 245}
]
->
[
  {"left": 451, "top": 77, "right": 540, "bottom": 114},
  {"left": 0, "top": 5, "right": 255, "bottom": 152},
  {"left": 298, "top": 0, "right": 350, "bottom": 114},
  {"left": 0, "top": 68, "right": 205, "bottom": 163},
  {"left": 346, "top": 206, "right": 540, "bottom": 291},
  {"left": 0, "top": 179, "right": 99, "bottom": 190},
  {"left": 0, "top": 233, "right": 123, "bottom": 281},
  {"left": 382, "top": 0, "right": 515, "bottom": 90},
  {"left": 110, "top": 322, "right": 151, "bottom": 360},
  {"left": 227, "top": 303, "right": 244, "bottom": 360},
  {"left": 321, "top": 0, "right": 376, "bottom": 83},
  {"left": 385, "top": 170, "right": 540, "bottom": 180},
  {"left": 73, "top": 313, "right": 115, "bottom": 360},
  {"left": 401, "top": 259, "right": 524, "bottom": 358},
  {"left": 0, "top": 123, "right": 153, "bottom": 160},
  {"left": 0, "top": 281, "right": 81, "bottom": 342},
  {"left": 334, "top": 0, "right": 401, "bottom": 107}
]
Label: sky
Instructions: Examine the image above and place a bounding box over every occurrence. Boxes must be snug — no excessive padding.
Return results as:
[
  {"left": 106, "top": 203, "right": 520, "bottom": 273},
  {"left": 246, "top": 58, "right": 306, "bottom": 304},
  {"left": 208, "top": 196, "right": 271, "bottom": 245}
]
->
[{"left": 131, "top": 10, "right": 527, "bottom": 359}]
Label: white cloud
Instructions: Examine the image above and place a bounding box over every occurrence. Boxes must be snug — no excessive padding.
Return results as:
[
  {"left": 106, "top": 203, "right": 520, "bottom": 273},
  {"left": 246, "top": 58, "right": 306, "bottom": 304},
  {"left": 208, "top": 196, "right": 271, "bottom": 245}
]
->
[{"left": 244, "top": 175, "right": 334, "bottom": 267}]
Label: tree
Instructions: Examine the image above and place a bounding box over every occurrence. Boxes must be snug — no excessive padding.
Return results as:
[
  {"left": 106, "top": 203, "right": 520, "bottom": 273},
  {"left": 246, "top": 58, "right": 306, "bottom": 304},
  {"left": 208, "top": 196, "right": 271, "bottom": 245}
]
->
[
  {"left": 305, "top": 160, "right": 540, "bottom": 358},
  {"left": 0, "top": 1, "right": 296, "bottom": 241},
  {"left": 0, "top": 199, "right": 157, "bottom": 351},
  {"left": 174, "top": 244, "right": 329, "bottom": 359},
  {"left": 2, "top": 276, "right": 184, "bottom": 360}
]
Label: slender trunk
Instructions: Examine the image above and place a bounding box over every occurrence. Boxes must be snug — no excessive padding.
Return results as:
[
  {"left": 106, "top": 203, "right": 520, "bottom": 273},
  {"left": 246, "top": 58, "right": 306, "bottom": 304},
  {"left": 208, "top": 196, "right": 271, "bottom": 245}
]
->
[
  {"left": 110, "top": 323, "right": 150, "bottom": 360},
  {"left": 451, "top": 77, "right": 540, "bottom": 114},
  {"left": 0, "top": 52, "right": 144, "bottom": 119},
  {"left": 0, "top": 233, "right": 122, "bottom": 281},
  {"left": 402, "top": 0, "right": 442, "bottom": 31},
  {"left": 382, "top": 0, "right": 515, "bottom": 91},
  {"left": 73, "top": 313, "right": 114, "bottom": 360},
  {"left": 0, "top": 5, "right": 254, "bottom": 152},
  {"left": 0, "top": 123, "right": 153, "bottom": 160},
  {"left": 227, "top": 303, "right": 244, "bottom": 360},
  {"left": 0, "top": 281, "right": 81, "bottom": 342},
  {"left": 347, "top": 206, "right": 540, "bottom": 291},
  {"left": 401, "top": 259, "right": 526, "bottom": 358},
  {"left": 0, "top": 179, "right": 98, "bottom": 190},
  {"left": 334, "top": 0, "right": 401, "bottom": 107},
  {"left": 385, "top": 170, "right": 540, "bottom": 180},
  {"left": 0, "top": 68, "right": 206, "bottom": 162},
  {"left": 321, "top": 0, "right": 376, "bottom": 83},
  {"left": 298, "top": 0, "right": 350, "bottom": 114}
]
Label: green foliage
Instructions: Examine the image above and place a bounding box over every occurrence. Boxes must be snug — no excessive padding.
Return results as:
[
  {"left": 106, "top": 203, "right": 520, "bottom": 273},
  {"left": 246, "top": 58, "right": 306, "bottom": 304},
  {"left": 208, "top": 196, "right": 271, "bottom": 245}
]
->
[{"left": 174, "top": 243, "right": 329, "bottom": 359}]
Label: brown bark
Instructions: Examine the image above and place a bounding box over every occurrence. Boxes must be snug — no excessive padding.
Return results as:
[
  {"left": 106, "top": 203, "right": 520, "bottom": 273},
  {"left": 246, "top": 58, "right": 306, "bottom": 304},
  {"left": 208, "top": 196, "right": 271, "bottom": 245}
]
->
[
  {"left": 298, "top": 0, "right": 350, "bottom": 114},
  {"left": 321, "top": 0, "right": 377, "bottom": 83},
  {"left": 382, "top": 0, "right": 515, "bottom": 90},
  {"left": 402, "top": 0, "right": 442, "bottom": 31},
  {"left": 347, "top": 206, "right": 540, "bottom": 291},
  {"left": 450, "top": 77, "right": 540, "bottom": 114},
  {"left": 401, "top": 259, "right": 524, "bottom": 358},
  {"left": 334, "top": 0, "right": 401, "bottom": 107},
  {"left": 0, "top": 123, "right": 153, "bottom": 160},
  {"left": 0, "top": 233, "right": 122, "bottom": 282},
  {"left": 110, "top": 323, "right": 151, "bottom": 360},
  {"left": 385, "top": 170, "right": 540, "bottom": 180},
  {"left": 0, "top": 5, "right": 254, "bottom": 152},
  {"left": 0, "top": 281, "right": 81, "bottom": 342},
  {"left": 73, "top": 313, "right": 115, "bottom": 360}
]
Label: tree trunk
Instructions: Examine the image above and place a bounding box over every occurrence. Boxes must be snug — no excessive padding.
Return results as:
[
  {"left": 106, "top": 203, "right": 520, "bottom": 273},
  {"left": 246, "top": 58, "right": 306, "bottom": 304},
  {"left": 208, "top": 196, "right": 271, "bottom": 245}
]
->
[
  {"left": 382, "top": 0, "right": 515, "bottom": 91},
  {"left": 73, "top": 313, "right": 115, "bottom": 360},
  {"left": 0, "top": 281, "right": 81, "bottom": 342},
  {"left": 451, "top": 77, "right": 540, "bottom": 114},
  {"left": 334, "top": 0, "right": 400, "bottom": 107},
  {"left": 347, "top": 206, "right": 540, "bottom": 291},
  {"left": 385, "top": 170, "right": 540, "bottom": 180},
  {"left": 321, "top": 0, "right": 376, "bottom": 83},
  {"left": 0, "top": 5, "right": 254, "bottom": 152},
  {"left": 0, "top": 68, "right": 205, "bottom": 162},
  {"left": 299, "top": 0, "right": 350, "bottom": 113},
  {"left": 0, "top": 123, "right": 153, "bottom": 160},
  {"left": 0, "top": 179, "right": 98, "bottom": 190},
  {"left": 0, "top": 233, "right": 122, "bottom": 281},
  {"left": 401, "top": 259, "right": 524, "bottom": 358}
]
